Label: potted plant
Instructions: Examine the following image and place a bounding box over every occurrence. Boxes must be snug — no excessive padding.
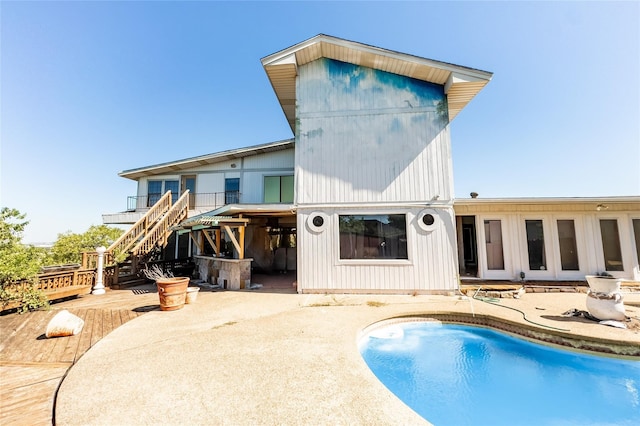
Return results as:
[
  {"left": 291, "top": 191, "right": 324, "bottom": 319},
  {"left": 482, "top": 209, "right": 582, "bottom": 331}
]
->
[{"left": 143, "top": 265, "right": 189, "bottom": 311}]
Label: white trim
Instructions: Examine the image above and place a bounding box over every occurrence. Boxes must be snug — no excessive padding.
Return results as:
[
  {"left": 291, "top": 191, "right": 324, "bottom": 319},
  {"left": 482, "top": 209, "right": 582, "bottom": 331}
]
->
[
  {"left": 550, "top": 215, "right": 587, "bottom": 280},
  {"left": 476, "top": 215, "right": 513, "bottom": 280},
  {"left": 306, "top": 212, "right": 329, "bottom": 233},
  {"left": 519, "top": 215, "right": 555, "bottom": 280},
  {"left": 261, "top": 34, "right": 493, "bottom": 80},
  {"left": 333, "top": 211, "right": 413, "bottom": 266},
  {"left": 417, "top": 209, "right": 438, "bottom": 233}
]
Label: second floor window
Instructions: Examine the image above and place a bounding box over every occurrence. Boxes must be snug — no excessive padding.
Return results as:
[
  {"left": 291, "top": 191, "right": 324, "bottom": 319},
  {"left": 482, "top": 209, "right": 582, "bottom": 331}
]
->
[
  {"left": 264, "top": 175, "right": 294, "bottom": 203},
  {"left": 148, "top": 180, "right": 178, "bottom": 206}
]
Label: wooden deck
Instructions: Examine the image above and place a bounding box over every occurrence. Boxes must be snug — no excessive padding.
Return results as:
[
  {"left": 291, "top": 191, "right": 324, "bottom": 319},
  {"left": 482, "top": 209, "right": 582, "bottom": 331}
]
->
[{"left": 0, "top": 284, "right": 159, "bottom": 425}]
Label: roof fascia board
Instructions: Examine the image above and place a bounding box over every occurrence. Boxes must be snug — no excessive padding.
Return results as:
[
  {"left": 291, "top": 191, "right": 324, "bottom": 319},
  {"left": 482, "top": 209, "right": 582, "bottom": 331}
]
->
[
  {"left": 445, "top": 72, "right": 490, "bottom": 94},
  {"left": 454, "top": 196, "right": 640, "bottom": 205},
  {"left": 119, "top": 139, "right": 294, "bottom": 180},
  {"left": 262, "top": 34, "right": 493, "bottom": 82}
]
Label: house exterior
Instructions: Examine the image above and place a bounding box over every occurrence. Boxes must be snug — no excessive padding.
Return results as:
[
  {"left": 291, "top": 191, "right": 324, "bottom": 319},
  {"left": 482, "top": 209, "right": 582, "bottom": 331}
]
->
[
  {"left": 103, "top": 35, "right": 640, "bottom": 293},
  {"left": 454, "top": 197, "right": 640, "bottom": 282}
]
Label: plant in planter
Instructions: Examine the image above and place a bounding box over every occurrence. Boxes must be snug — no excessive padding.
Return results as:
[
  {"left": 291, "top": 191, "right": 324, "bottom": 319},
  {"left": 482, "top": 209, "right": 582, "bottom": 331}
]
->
[{"left": 142, "top": 265, "right": 189, "bottom": 311}]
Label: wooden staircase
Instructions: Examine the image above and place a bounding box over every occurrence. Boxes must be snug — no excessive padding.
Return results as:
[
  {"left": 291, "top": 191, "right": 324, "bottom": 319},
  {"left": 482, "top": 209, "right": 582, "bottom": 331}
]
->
[{"left": 82, "top": 190, "right": 190, "bottom": 288}]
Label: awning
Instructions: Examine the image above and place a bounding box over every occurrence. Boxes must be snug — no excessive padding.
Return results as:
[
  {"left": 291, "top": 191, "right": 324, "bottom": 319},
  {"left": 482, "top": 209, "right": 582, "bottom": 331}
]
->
[{"left": 173, "top": 212, "right": 250, "bottom": 233}]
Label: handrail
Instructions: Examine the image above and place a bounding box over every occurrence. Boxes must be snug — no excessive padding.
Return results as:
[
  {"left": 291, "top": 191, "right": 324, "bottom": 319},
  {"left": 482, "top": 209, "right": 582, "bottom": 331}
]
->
[
  {"left": 107, "top": 190, "right": 173, "bottom": 257},
  {"left": 126, "top": 191, "right": 240, "bottom": 211},
  {"left": 82, "top": 251, "right": 115, "bottom": 270},
  {"left": 132, "top": 190, "right": 190, "bottom": 255}
]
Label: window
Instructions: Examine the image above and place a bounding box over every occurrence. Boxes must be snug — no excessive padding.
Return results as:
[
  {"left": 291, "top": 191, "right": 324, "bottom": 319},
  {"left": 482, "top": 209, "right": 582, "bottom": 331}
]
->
[
  {"left": 339, "top": 214, "right": 407, "bottom": 260},
  {"left": 147, "top": 180, "right": 179, "bottom": 206},
  {"left": 264, "top": 175, "right": 294, "bottom": 203},
  {"left": 557, "top": 220, "right": 579, "bottom": 271},
  {"left": 484, "top": 220, "right": 504, "bottom": 270},
  {"left": 147, "top": 181, "right": 162, "bottom": 206},
  {"left": 634, "top": 219, "right": 640, "bottom": 266},
  {"left": 165, "top": 181, "right": 179, "bottom": 203},
  {"left": 526, "top": 220, "right": 546, "bottom": 270},
  {"left": 600, "top": 219, "right": 624, "bottom": 271},
  {"left": 225, "top": 178, "right": 240, "bottom": 204}
]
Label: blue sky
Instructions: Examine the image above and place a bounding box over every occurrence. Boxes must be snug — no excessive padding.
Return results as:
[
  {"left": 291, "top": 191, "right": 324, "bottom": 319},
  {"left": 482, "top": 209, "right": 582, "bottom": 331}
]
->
[{"left": 1, "top": 1, "right": 639, "bottom": 243}]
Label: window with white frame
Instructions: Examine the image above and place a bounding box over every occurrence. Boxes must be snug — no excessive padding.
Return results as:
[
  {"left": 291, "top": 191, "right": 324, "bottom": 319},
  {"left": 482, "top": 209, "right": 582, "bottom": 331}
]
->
[
  {"left": 264, "top": 175, "right": 294, "bottom": 203},
  {"left": 557, "top": 220, "right": 579, "bottom": 271},
  {"left": 634, "top": 219, "right": 640, "bottom": 265},
  {"left": 338, "top": 214, "right": 408, "bottom": 260},
  {"left": 600, "top": 219, "right": 624, "bottom": 271},
  {"left": 484, "top": 220, "right": 505, "bottom": 270},
  {"left": 525, "top": 220, "right": 547, "bottom": 271}
]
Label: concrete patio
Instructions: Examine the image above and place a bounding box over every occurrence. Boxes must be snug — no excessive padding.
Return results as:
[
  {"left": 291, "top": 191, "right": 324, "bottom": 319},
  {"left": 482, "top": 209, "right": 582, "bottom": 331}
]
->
[{"left": 51, "top": 284, "right": 640, "bottom": 425}]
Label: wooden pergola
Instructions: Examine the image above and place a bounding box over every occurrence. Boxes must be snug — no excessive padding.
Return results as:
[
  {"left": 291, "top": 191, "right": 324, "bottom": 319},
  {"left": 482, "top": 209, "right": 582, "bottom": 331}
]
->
[{"left": 174, "top": 215, "right": 251, "bottom": 259}]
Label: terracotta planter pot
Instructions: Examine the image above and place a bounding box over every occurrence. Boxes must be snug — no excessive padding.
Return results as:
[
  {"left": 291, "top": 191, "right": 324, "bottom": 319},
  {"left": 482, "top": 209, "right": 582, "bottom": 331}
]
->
[
  {"left": 156, "top": 277, "right": 189, "bottom": 311},
  {"left": 585, "top": 275, "right": 626, "bottom": 321}
]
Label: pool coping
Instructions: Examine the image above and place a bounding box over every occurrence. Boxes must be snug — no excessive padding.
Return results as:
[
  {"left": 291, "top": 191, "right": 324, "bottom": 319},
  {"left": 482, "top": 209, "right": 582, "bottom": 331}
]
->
[{"left": 361, "top": 312, "right": 640, "bottom": 358}]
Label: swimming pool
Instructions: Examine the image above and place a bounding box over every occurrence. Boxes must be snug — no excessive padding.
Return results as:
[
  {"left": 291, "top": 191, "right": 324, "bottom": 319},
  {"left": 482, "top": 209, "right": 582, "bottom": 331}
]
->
[{"left": 359, "top": 321, "right": 640, "bottom": 426}]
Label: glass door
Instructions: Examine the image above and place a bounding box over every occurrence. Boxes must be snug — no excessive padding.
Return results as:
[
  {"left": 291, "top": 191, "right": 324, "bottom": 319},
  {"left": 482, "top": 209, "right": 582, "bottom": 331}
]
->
[{"left": 181, "top": 175, "right": 196, "bottom": 209}]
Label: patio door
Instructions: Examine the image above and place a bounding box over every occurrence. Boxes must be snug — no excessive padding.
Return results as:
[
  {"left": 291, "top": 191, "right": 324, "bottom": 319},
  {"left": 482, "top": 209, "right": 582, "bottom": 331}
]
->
[
  {"left": 522, "top": 218, "right": 554, "bottom": 279},
  {"left": 181, "top": 175, "right": 196, "bottom": 209},
  {"left": 456, "top": 216, "right": 478, "bottom": 277}
]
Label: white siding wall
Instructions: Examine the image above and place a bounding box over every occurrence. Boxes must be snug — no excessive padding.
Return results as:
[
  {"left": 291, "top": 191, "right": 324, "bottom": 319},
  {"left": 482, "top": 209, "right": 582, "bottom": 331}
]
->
[
  {"left": 297, "top": 207, "right": 459, "bottom": 293},
  {"left": 468, "top": 211, "right": 640, "bottom": 281},
  {"left": 243, "top": 150, "right": 294, "bottom": 169},
  {"left": 134, "top": 148, "right": 295, "bottom": 207},
  {"left": 296, "top": 59, "right": 452, "bottom": 205},
  {"left": 295, "top": 58, "right": 458, "bottom": 292}
]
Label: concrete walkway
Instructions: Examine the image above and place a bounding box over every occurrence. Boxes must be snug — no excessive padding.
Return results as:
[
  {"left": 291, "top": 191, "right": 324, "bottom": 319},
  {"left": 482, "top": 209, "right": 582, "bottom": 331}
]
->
[{"left": 55, "top": 289, "right": 640, "bottom": 425}]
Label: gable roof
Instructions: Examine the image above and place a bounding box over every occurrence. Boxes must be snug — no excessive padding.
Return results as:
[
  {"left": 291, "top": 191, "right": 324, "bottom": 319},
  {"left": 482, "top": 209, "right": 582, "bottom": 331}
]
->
[
  {"left": 118, "top": 139, "right": 294, "bottom": 180},
  {"left": 261, "top": 34, "right": 493, "bottom": 131}
]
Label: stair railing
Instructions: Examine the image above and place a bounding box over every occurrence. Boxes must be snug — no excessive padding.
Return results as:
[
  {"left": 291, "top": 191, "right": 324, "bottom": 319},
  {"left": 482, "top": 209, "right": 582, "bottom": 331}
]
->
[
  {"left": 132, "top": 190, "right": 190, "bottom": 256},
  {"left": 81, "top": 191, "right": 174, "bottom": 269},
  {"left": 107, "top": 190, "right": 174, "bottom": 257}
]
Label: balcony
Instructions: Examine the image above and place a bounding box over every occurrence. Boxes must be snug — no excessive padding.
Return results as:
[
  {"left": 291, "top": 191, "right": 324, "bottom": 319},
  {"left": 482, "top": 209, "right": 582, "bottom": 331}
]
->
[
  {"left": 127, "top": 191, "right": 241, "bottom": 212},
  {"left": 103, "top": 191, "right": 241, "bottom": 225}
]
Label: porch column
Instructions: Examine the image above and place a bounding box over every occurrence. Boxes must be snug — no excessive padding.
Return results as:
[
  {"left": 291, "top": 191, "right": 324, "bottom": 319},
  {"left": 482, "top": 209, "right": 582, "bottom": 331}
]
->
[{"left": 92, "top": 246, "right": 107, "bottom": 295}]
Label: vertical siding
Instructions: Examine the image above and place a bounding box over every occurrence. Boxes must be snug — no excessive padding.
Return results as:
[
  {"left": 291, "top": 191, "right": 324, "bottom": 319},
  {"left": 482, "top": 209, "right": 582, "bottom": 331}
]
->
[
  {"left": 295, "top": 58, "right": 458, "bottom": 292},
  {"left": 296, "top": 58, "right": 453, "bottom": 205},
  {"left": 467, "top": 209, "right": 639, "bottom": 281},
  {"left": 298, "top": 207, "right": 459, "bottom": 292},
  {"left": 242, "top": 149, "right": 294, "bottom": 169},
  {"left": 135, "top": 149, "right": 294, "bottom": 206}
]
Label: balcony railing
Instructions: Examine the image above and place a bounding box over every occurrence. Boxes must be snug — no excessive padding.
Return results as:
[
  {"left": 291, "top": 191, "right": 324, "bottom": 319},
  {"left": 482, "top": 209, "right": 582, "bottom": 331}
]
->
[{"left": 126, "top": 191, "right": 241, "bottom": 212}]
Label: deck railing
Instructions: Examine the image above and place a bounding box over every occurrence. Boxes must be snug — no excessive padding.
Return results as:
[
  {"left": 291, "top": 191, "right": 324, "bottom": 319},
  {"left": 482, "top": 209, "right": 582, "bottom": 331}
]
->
[
  {"left": 126, "top": 191, "right": 240, "bottom": 212},
  {"left": 3, "top": 266, "right": 97, "bottom": 310}
]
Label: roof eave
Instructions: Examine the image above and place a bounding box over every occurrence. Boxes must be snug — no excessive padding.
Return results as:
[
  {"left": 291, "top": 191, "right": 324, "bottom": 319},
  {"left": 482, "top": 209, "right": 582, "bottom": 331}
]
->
[
  {"left": 118, "top": 139, "right": 294, "bottom": 180},
  {"left": 262, "top": 34, "right": 493, "bottom": 129}
]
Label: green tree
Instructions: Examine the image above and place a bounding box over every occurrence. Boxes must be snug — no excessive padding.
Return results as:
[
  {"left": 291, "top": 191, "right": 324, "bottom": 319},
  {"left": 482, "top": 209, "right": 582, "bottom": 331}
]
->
[
  {"left": 49, "top": 225, "right": 124, "bottom": 265},
  {"left": 0, "top": 208, "right": 49, "bottom": 312},
  {"left": 0, "top": 208, "right": 44, "bottom": 284}
]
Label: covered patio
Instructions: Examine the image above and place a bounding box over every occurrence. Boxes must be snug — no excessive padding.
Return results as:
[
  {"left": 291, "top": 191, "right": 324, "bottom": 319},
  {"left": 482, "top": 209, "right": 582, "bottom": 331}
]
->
[{"left": 173, "top": 205, "right": 298, "bottom": 291}]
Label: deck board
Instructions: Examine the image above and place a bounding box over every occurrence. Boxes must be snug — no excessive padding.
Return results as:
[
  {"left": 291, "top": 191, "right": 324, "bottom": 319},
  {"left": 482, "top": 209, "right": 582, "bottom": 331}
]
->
[{"left": 0, "top": 285, "right": 155, "bottom": 426}]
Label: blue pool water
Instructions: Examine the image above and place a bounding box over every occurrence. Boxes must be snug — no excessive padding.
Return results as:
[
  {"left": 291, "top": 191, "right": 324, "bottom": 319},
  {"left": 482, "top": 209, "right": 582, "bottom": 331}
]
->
[{"left": 359, "top": 322, "right": 640, "bottom": 426}]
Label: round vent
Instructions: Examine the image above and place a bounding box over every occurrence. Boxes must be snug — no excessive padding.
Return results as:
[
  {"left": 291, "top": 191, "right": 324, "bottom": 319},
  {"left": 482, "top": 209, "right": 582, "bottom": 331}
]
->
[
  {"left": 307, "top": 212, "right": 329, "bottom": 233},
  {"left": 417, "top": 209, "right": 438, "bottom": 232}
]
